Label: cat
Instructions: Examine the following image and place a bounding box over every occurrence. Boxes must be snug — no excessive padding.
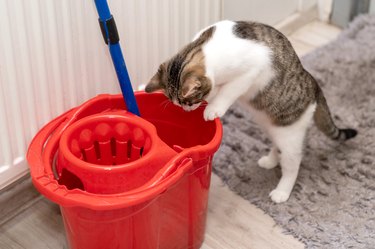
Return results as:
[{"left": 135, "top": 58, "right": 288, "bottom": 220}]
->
[{"left": 145, "top": 20, "right": 357, "bottom": 203}]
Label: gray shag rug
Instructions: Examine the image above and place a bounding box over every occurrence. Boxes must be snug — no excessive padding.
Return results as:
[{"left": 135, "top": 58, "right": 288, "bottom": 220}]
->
[{"left": 213, "top": 15, "right": 375, "bottom": 249}]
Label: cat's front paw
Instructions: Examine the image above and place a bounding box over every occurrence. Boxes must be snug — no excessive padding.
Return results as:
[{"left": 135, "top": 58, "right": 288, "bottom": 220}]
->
[
  {"left": 203, "top": 105, "right": 225, "bottom": 121},
  {"left": 269, "top": 189, "right": 290, "bottom": 203}
]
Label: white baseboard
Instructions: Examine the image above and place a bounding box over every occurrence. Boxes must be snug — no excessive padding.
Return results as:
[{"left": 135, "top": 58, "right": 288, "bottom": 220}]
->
[
  {"left": 275, "top": 6, "right": 319, "bottom": 35},
  {"left": 0, "top": 159, "right": 29, "bottom": 190}
]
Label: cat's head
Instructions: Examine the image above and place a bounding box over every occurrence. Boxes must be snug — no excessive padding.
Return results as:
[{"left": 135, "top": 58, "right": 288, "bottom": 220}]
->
[{"left": 145, "top": 59, "right": 212, "bottom": 111}]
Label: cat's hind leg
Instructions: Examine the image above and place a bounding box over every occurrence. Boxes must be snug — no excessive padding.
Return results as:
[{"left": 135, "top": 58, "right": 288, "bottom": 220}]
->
[
  {"left": 258, "top": 146, "right": 279, "bottom": 169},
  {"left": 267, "top": 103, "right": 316, "bottom": 203},
  {"left": 269, "top": 146, "right": 303, "bottom": 203}
]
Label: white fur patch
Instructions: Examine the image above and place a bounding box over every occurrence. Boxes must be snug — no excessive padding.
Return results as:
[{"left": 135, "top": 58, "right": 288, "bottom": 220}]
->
[
  {"left": 202, "top": 20, "right": 274, "bottom": 93},
  {"left": 197, "top": 20, "right": 274, "bottom": 120}
]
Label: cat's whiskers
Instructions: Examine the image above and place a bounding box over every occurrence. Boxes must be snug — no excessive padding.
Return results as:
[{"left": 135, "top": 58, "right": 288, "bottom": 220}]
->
[{"left": 161, "top": 99, "right": 171, "bottom": 112}]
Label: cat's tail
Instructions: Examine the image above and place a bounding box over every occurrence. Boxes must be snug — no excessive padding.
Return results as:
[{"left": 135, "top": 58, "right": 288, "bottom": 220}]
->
[{"left": 313, "top": 87, "right": 357, "bottom": 141}]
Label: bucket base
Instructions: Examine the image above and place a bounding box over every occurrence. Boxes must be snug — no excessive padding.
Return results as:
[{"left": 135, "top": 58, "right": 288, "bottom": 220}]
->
[{"left": 62, "top": 161, "right": 210, "bottom": 249}]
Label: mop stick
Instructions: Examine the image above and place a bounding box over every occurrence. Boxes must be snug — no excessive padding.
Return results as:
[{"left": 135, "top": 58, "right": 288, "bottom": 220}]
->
[{"left": 93, "top": 0, "right": 140, "bottom": 116}]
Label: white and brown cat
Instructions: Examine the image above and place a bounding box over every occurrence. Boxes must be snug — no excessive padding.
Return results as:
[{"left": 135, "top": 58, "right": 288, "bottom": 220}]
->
[{"left": 145, "top": 20, "right": 357, "bottom": 203}]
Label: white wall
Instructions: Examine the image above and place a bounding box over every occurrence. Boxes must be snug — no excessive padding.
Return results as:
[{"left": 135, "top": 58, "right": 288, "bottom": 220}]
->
[
  {"left": 0, "top": 0, "right": 221, "bottom": 189},
  {"left": 222, "top": 0, "right": 299, "bottom": 25},
  {"left": 318, "top": 0, "right": 333, "bottom": 22},
  {"left": 300, "top": 0, "right": 318, "bottom": 11},
  {"left": 222, "top": 0, "right": 320, "bottom": 25},
  {"left": 370, "top": 0, "right": 375, "bottom": 14}
]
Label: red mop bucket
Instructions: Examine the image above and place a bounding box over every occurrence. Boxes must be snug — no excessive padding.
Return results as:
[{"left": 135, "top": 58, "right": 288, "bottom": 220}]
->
[{"left": 27, "top": 92, "right": 222, "bottom": 249}]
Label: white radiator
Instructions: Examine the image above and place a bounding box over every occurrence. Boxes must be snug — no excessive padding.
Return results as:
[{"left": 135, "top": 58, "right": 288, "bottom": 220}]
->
[{"left": 0, "top": 0, "right": 221, "bottom": 189}]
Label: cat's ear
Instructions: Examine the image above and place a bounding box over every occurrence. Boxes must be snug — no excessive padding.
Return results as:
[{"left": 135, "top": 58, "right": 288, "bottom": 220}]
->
[
  {"left": 182, "top": 76, "right": 201, "bottom": 98},
  {"left": 145, "top": 74, "right": 162, "bottom": 93},
  {"left": 145, "top": 64, "right": 166, "bottom": 93}
]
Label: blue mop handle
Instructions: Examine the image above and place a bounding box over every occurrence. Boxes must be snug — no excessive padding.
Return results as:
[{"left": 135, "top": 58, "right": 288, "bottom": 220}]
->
[{"left": 94, "top": 0, "right": 140, "bottom": 116}]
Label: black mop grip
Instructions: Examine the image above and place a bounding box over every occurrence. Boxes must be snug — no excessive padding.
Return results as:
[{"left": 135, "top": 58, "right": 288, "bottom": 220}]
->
[{"left": 99, "top": 16, "right": 120, "bottom": 45}]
